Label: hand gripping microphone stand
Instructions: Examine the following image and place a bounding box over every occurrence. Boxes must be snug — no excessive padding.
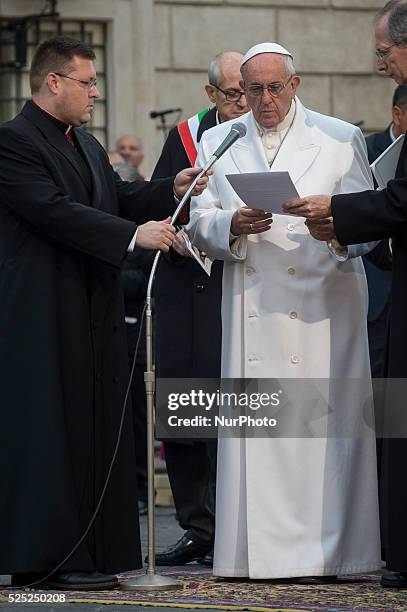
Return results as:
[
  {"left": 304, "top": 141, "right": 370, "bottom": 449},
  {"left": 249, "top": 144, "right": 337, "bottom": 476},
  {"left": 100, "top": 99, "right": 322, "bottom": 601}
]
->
[{"left": 120, "top": 123, "right": 246, "bottom": 591}]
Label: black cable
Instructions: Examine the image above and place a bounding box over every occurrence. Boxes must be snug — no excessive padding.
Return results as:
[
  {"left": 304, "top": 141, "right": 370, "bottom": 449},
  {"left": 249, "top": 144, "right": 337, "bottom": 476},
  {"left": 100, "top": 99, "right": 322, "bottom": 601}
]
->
[{"left": 9, "top": 301, "right": 148, "bottom": 591}]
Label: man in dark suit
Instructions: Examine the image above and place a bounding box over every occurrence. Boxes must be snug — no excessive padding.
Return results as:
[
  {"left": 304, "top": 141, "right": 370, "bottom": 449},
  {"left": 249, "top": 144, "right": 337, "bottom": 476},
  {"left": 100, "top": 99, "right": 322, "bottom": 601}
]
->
[
  {"left": 366, "top": 84, "right": 407, "bottom": 164},
  {"left": 283, "top": 0, "right": 407, "bottom": 589},
  {"left": 152, "top": 52, "right": 249, "bottom": 566},
  {"left": 0, "top": 36, "right": 207, "bottom": 591},
  {"left": 363, "top": 85, "right": 407, "bottom": 378}
]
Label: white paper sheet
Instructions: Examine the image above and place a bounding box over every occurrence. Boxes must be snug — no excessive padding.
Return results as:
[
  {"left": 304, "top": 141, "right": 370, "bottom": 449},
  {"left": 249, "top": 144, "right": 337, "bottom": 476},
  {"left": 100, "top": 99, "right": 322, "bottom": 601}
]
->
[
  {"left": 226, "top": 171, "right": 299, "bottom": 215},
  {"left": 181, "top": 233, "right": 213, "bottom": 277},
  {"left": 370, "top": 134, "right": 405, "bottom": 189}
]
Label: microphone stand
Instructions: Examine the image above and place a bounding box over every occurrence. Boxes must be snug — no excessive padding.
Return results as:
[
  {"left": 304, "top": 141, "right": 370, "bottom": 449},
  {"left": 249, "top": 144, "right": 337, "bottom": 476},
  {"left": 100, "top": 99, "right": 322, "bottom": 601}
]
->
[
  {"left": 120, "top": 155, "right": 217, "bottom": 591},
  {"left": 159, "top": 114, "right": 169, "bottom": 142}
]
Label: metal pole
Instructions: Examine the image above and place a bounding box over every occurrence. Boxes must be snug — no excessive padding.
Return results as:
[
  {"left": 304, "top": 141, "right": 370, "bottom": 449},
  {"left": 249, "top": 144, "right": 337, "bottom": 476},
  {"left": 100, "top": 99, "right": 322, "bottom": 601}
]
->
[{"left": 120, "top": 157, "right": 216, "bottom": 591}]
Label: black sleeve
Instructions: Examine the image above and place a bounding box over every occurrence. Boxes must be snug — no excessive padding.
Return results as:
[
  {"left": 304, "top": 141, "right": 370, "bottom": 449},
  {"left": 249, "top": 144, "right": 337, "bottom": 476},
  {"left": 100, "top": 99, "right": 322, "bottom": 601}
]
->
[
  {"left": 114, "top": 170, "right": 177, "bottom": 223},
  {"left": 150, "top": 127, "right": 192, "bottom": 263},
  {"left": 332, "top": 177, "right": 407, "bottom": 246},
  {"left": 0, "top": 127, "right": 135, "bottom": 267}
]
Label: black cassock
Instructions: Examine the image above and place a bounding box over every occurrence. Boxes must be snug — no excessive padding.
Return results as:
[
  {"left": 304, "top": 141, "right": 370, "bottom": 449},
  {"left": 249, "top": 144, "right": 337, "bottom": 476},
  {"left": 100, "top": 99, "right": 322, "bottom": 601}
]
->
[
  {"left": 0, "top": 101, "right": 174, "bottom": 574},
  {"left": 332, "top": 136, "right": 407, "bottom": 572}
]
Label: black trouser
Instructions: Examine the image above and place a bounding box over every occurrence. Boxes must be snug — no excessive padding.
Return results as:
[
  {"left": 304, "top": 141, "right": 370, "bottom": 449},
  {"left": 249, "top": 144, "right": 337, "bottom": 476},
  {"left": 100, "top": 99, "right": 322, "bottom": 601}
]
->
[
  {"left": 367, "top": 301, "right": 390, "bottom": 562},
  {"left": 164, "top": 440, "right": 217, "bottom": 546}
]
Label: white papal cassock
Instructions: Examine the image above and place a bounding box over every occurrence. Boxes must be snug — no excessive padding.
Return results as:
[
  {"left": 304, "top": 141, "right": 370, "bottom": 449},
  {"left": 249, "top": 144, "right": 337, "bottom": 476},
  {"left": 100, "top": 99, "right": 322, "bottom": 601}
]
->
[{"left": 187, "top": 99, "right": 381, "bottom": 579}]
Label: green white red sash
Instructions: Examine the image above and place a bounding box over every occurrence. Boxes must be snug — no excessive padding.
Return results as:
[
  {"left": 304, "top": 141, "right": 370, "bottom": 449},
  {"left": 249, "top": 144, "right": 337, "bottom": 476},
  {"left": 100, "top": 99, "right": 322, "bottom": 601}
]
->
[
  {"left": 177, "top": 107, "right": 210, "bottom": 166},
  {"left": 176, "top": 108, "right": 210, "bottom": 224}
]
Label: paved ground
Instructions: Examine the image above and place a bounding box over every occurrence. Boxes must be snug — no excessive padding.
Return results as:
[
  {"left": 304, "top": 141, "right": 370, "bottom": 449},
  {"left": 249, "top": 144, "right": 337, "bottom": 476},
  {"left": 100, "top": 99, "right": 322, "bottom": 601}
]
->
[{"left": 0, "top": 507, "right": 212, "bottom": 611}]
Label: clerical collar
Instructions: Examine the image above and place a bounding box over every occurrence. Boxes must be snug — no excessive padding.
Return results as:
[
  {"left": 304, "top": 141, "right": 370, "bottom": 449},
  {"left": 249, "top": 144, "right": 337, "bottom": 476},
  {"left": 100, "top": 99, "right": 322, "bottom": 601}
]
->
[
  {"left": 29, "top": 99, "right": 73, "bottom": 136},
  {"left": 255, "top": 99, "right": 296, "bottom": 136},
  {"left": 389, "top": 123, "right": 397, "bottom": 143}
]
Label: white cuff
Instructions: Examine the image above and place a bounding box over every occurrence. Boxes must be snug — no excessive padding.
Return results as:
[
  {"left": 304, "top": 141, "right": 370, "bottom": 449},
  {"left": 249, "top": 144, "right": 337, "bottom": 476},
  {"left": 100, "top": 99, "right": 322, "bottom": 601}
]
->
[
  {"left": 127, "top": 228, "right": 139, "bottom": 252},
  {"left": 229, "top": 230, "right": 240, "bottom": 244},
  {"left": 173, "top": 186, "right": 182, "bottom": 203},
  {"left": 327, "top": 238, "right": 348, "bottom": 261}
]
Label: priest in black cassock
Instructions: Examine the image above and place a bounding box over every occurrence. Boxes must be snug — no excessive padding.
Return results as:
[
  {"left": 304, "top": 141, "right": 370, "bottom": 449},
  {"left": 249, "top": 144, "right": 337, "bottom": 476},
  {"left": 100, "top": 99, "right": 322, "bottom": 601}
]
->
[
  {"left": 284, "top": 0, "right": 407, "bottom": 590},
  {"left": 0, "top": 36, "right": 207, "bottom": 591}
]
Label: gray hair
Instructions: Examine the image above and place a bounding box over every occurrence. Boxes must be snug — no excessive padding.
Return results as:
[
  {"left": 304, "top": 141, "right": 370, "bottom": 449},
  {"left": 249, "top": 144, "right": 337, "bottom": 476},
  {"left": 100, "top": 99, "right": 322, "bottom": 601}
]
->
[
  {"left": 208, "top": 55, "right": 223, "bottom": 88},
  {"left": 375, "top": 1, "right": 407, "bottom": 46},
  {"left": 208, "top": 51, "right": 243, "bottom": 87},
  {"left": 240, "top": 53, "right": 296, "bottom": 80},
  {"left": 285, "top": 55, "right": 296, "bottom": 76}
]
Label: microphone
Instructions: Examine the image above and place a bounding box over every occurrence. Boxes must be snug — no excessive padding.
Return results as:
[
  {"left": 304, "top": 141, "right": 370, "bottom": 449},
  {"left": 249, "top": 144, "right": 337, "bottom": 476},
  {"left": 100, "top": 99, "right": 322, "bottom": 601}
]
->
[
  {"left": 149, "top": 108, "right": 182, "bottom": 119},
  {"left": 167, "top": 122, "right": 247, "bottom": 229},
  {"left": 146, "top": 121, "right": 247, "bottom": 306},
  {"left": 212, "top": 122, "right": 247, "bottom": 160}
]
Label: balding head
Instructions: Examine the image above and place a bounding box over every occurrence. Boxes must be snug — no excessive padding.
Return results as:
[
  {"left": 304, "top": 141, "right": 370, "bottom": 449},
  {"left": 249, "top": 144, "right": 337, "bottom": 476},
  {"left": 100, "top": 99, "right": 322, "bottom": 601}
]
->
[
  {"left": 208, "top": 51, "right": 243, "bottom": 88},
  {"left": 205, "top": 51, "right": 249, "bottom": 122},
  {"left": 116, "top": 135, "right": 144, "bottom": 169}
]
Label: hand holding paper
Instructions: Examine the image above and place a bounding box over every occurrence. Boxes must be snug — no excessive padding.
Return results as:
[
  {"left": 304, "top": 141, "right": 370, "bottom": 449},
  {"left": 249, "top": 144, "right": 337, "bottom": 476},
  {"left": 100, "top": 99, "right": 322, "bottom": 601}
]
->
[
  {"left": 283, "top": 195, "right": 332, "bottom": 220},
  {"left": 172, "top": 230, "right": 194, "bottom": 258},
  {"left": 181, "top": 232, "right": 213, "bottom": 276},
  {"left": 231, "top": 206, "right": 273, "bottom": 236},
  {"left": 226, "top": 171, "right": 299, "bottom": 215}
]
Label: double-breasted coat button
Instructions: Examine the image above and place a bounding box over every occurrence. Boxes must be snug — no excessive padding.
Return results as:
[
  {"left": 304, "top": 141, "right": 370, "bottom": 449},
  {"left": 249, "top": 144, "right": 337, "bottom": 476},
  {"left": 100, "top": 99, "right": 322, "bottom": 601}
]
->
[
  {"left": 113, "top": 376, "right": 119, "bottom": 384},
  {"left": 287, "top": 267, "right": 296, "bottom": 275},
  {"left": 290, "top": 355, "right": 300, "bottom": 364},
  {"left": 289, "top": 311, "right": 298, "bottom": 319},
  {"left": 196, "top": 283, "right": 205, "bottom": 293}
]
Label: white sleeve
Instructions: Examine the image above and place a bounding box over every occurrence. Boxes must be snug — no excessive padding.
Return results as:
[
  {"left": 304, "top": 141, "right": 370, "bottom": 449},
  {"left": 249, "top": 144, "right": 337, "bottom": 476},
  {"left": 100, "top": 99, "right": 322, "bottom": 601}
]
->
[{"left": 186, "top": 134, "right": 247, "bottom": 262}]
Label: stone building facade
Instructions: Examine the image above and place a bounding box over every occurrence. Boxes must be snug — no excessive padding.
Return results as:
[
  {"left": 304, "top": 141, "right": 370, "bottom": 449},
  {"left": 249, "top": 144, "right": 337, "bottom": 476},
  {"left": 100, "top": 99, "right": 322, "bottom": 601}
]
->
[{"left": 0, "top": 0, "right": 395, "bottom": 175}]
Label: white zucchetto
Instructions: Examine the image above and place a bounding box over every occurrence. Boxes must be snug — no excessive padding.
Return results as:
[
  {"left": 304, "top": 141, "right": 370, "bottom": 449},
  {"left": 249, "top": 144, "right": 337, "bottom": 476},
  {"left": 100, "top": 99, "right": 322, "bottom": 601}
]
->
[{"left": 240, "top": 42, "right": 293, "bottom": 68}]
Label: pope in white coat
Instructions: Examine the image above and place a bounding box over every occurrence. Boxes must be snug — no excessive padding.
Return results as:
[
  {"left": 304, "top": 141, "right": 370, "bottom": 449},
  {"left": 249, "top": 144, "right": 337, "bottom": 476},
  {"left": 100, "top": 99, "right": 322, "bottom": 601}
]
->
[{"left": 187, "top": 43, "right": 381, "bottom": 580}]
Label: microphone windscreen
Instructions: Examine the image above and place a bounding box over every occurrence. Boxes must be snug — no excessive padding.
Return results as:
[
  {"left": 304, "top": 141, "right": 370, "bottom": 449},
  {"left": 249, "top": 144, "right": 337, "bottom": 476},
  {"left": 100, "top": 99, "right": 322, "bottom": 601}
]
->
[{"left": 232, "top": 123, "right": 247, "bottom": 138}]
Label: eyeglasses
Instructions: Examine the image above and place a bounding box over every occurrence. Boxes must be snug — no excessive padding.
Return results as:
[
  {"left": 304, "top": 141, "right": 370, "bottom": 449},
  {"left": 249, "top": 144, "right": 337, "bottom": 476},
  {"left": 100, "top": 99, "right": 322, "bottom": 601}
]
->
[
  {"left": 212, "top": 85, "right": 246, "bottom": 102},
  {"left": 245, "top": 75, "right": 293, "bottom": 98},
  {"left": 375, "top": 44, "right": 397, "bottom": 60},
  {"left": 55, "top": 72, "right": 98, "bottom": 90}
]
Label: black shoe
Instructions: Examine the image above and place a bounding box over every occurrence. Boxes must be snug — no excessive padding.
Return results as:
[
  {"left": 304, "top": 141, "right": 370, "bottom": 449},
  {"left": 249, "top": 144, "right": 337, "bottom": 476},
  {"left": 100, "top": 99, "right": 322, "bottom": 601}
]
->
[
  {"left": 149, "top": 535, "right": 212, "bottom": 566},
  {"left": 198, "top": 550, "right": 214, "bottom": 567},
  {"left": 11, "top": 573, "right": 46, "bottom": 588},
  {"left": 138, "top": 499, "right": 148, "bottom": 516},
  {"left": 297, "top": 575, "right": 338, "bottom": 585},
  {"left": 381, "top": 571, "right": 407, "bottom": 588},
  {"left": 12, "top": 571, "right": 118, "bottom": 591}
]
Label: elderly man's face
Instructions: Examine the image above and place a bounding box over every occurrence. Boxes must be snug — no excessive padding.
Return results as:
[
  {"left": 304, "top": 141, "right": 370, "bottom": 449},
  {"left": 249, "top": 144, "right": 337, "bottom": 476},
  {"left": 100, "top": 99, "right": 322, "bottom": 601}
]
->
[
  {"left": 205, "top": 56, "right": 249, "bottom": 123},
  {"left": 241, "top": 53, "right": 300, "bottom": 129},
  {"left": 375, "top": 16, "right": 407, "bottom": 85}
]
